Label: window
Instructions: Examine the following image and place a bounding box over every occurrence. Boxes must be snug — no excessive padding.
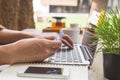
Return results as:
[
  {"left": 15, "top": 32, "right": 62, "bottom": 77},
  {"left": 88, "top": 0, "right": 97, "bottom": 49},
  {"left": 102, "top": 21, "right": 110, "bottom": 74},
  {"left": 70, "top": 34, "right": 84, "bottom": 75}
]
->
[
  {"left": 33, "top": 0, "right": 93, "bottom": 29},
  {"left": 107, "top": 0, "right": 120, "bottom": 9},
  {"left": 49, "top": 0, "right": 91, "bottom": 13}
]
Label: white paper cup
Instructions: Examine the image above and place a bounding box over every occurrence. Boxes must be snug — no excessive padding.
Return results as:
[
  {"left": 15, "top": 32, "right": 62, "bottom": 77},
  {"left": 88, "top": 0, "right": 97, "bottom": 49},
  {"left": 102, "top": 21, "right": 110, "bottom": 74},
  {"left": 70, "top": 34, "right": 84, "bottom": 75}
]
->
[{"left": 60, "top": 28, "right": 80, "bottom": 44}]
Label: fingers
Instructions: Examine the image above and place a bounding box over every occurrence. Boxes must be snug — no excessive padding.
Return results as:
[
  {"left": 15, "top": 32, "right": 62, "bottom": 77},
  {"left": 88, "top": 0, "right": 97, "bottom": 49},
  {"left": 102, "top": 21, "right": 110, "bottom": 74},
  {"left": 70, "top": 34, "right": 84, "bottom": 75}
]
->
[
  {"left": 61, "top": 39, "right": 73, "bottom": 49},
  {"left": 44, "top": 40, "right": 62, "bottom": 56},
  {"left": 49, "top": 47, "right": 60, "bottom": 54},
  {"left": 61, "top": 34, "right": 73, "bottom": 48},
  {"left": 48, "top": 40, "right": 62, "bottom": 48},
  {"left": 62, "top": 34, "right": 73, "bottom": 46}
]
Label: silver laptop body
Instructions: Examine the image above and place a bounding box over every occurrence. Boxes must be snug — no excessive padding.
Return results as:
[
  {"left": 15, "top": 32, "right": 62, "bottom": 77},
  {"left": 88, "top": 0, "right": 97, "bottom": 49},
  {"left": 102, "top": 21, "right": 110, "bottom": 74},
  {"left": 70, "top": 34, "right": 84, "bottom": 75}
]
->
[{"left": 44, "top": 44, "right": 93, "bottom": 66}]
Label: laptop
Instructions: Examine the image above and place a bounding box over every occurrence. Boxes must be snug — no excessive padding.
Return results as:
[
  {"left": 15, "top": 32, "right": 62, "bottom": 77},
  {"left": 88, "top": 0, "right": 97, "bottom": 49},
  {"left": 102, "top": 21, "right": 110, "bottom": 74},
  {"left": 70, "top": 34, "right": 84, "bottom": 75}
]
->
[{"left": 44, "top": 44, "right": 93, "bottom": 66}]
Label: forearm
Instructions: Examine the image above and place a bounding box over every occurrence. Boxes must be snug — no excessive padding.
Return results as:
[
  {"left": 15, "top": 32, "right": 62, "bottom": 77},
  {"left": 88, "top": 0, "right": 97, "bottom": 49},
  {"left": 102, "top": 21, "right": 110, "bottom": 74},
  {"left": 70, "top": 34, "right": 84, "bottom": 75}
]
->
[
  {"left": 0, "top": 42, "right": 25, "bottom": 65},
  {"left": 0, "top": 29, "right": 34, "bottom": 44},
  {"left": 0, "top": 40, "right": 32, "bottom": 65},
  {"left": 0, "top": 45, "right": 12, "bottom": 65}
]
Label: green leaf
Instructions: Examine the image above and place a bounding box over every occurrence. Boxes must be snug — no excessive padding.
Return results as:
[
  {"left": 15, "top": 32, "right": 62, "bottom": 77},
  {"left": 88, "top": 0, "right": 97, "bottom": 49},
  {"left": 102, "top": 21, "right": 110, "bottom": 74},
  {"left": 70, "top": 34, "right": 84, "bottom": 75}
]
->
[{"left": 95, "top": 7, "right": 120, "bottom": 54}]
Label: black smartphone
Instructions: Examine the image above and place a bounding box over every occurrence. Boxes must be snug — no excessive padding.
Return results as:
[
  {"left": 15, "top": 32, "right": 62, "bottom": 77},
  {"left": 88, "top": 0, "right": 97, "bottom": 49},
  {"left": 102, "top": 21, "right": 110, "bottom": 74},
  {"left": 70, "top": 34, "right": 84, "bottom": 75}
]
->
[{"left": 17, "top": 66, "right": 70, "bottom": 79}]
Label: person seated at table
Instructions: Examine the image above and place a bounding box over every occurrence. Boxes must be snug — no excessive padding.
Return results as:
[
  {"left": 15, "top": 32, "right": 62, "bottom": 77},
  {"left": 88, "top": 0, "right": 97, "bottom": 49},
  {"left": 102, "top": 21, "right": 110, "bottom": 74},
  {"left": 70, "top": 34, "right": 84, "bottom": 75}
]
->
[{"left": 0, "top": 25, "right": 73, "bottom": 65}]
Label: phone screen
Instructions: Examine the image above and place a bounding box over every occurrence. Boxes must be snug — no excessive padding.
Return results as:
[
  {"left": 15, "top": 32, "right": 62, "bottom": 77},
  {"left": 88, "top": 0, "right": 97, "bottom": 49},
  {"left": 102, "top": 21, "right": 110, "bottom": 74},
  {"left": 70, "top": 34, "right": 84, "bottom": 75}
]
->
[{"left": 24, "top": 67, "right": 62, "bottom": 75}]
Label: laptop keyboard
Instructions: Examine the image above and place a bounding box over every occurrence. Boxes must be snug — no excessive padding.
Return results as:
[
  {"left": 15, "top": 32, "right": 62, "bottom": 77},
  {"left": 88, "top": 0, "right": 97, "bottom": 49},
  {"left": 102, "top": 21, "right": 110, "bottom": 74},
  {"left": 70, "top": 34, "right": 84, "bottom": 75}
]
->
[
  {"left": 55, "top": 45, "right": 82, "bottom": 63},
  {"left": 46, "top": 44, "right": 91, "bottom": 65}
]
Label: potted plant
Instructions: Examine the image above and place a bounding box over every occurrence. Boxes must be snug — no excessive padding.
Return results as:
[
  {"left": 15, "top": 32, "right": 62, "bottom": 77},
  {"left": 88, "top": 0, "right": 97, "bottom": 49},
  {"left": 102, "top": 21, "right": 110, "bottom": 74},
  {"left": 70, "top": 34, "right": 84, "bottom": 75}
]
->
[{"left": 95, "top": 7, "right": 120, "bottom": 80}]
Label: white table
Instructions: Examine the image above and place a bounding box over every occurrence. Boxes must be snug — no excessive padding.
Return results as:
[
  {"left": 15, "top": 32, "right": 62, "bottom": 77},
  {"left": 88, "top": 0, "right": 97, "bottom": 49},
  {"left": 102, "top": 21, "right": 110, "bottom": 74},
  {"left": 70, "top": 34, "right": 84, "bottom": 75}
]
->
[{"left": 0, "top": 63, "right": 88, "bottom": 80}]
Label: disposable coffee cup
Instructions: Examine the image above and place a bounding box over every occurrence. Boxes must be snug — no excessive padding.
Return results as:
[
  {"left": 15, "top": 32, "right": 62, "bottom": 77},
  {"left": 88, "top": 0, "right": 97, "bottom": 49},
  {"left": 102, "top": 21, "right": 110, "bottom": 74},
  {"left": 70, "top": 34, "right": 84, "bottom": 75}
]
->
[{"left": 60, "top": 28, "right": 80, "bottom": 44}]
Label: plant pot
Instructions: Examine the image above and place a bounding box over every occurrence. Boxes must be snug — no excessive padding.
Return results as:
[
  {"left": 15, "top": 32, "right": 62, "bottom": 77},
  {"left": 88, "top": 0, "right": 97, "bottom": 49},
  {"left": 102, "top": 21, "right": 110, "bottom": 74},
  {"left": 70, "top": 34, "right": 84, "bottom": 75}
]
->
[{"left": 103, "top": 53, "right": 120, "bottom": 80}]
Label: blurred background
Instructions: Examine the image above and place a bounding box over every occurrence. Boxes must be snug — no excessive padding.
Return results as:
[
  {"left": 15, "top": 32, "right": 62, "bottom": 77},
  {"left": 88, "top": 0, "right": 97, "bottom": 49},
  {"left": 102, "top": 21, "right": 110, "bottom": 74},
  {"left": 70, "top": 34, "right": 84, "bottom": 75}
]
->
[
  {"left": 0, "top": 0, "right": 120, "bottom": 30},
  {"left": 33, "top": 0, "right": 120, "bottom": 30}
]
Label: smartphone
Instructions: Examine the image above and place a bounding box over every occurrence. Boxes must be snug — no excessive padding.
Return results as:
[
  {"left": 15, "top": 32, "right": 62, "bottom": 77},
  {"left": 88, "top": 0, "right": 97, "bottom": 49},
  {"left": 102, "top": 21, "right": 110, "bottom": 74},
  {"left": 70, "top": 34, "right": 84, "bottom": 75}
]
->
[{"left": 17, "top": 66, "right": 70, "bottom": 79}]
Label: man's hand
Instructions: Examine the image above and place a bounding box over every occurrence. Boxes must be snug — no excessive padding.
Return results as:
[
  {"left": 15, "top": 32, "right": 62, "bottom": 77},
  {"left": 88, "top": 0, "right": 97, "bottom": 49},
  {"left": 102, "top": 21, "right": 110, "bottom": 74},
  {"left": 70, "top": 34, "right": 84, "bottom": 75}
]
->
[
  {"left": 61, "top": 34, "right": 73, "bottom": 49},
  {"left": 7, "top": 38, "right": 62, "bottom": 64},
  {"left": 33, "top": 33, "right": 73, "bottom": 49}
]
